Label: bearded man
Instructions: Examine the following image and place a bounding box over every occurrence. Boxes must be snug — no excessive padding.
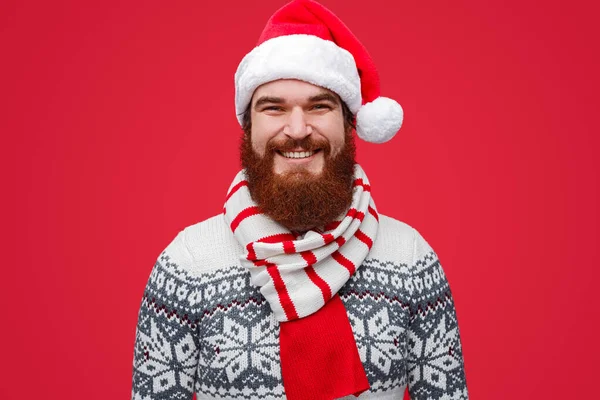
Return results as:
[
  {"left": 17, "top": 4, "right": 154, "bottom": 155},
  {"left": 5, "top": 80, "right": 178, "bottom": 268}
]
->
[{"left": 131, "top": 1, "right": 469, "bottom": 399}]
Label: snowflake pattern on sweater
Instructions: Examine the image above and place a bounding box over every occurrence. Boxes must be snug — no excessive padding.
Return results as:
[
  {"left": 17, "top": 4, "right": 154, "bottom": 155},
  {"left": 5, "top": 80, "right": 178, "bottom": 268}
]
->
[{"left": 131, "top": 214, "right": 469, "bottom": 399}]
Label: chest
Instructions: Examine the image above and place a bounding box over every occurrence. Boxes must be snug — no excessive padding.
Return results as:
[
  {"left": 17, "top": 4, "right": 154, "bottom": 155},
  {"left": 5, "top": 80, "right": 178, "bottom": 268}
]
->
[{"left": 195, "top": 259, "right": 411, "bottom": 398}]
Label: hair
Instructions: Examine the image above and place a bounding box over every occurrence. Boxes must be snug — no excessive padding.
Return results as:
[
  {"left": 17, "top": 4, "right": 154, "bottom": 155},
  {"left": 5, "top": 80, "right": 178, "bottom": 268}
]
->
[{"left": 240, "top": 95, "right": 356, "bottom": 137}]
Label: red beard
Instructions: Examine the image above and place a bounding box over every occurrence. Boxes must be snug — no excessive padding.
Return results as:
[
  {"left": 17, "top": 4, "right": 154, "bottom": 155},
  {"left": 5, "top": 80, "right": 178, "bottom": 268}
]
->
[{"left": 240, "top": 131, "right": 357, "bottom": 233}]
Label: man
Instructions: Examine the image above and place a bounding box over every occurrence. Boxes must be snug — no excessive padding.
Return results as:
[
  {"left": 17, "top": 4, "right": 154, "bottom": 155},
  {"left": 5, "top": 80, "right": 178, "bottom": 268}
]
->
[{"left": 131, "top": 1, "right": 469, "bottom": 399}]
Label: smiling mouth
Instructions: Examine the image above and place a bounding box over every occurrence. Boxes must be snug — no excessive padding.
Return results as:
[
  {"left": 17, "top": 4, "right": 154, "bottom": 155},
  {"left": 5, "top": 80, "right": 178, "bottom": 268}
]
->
[{"left": 278, "top": 149, "right": 322, "bottom": 159}]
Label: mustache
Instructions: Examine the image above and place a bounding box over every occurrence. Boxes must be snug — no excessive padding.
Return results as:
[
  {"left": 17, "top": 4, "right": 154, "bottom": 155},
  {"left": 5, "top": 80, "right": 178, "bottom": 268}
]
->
[{"left": 266, "top": 136, "right": 331, "bottom": 153}]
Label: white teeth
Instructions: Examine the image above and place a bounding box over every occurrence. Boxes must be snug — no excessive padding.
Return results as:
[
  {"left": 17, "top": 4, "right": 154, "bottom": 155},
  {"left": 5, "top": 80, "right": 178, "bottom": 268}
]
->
[{"left": 281, "top": 151, "right": 315, "bottom": 159}]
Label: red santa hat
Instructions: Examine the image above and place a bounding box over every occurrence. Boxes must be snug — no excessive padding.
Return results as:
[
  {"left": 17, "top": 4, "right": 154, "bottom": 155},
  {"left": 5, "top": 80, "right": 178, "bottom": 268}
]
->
[{"left": 234, "top": 0, "right": 403, "bottom": 144}]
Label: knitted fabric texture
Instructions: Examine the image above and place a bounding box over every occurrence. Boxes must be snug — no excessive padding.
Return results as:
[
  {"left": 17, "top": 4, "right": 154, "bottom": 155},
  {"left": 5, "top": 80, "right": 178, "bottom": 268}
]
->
[
  {"left": 222, "top": 164, "right": 378, "bottom": 322},
  {"left": 131, "top": 214, "right": 470, "bottom": 399},
  {"left": 223, "top": 164, "right": 377, "bottom": 398}
]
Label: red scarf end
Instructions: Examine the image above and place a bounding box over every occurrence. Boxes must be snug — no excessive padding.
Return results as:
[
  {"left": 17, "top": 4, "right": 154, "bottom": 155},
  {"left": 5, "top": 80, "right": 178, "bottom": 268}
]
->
[{"left": 280, "top": 294, "right": 370, "bottom": 400}]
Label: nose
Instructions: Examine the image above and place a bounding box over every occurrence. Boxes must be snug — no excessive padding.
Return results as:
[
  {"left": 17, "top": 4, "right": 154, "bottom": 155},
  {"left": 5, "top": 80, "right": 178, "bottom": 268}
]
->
[{"left": 283, "top": 106, "right": 312, "bottom": 139}]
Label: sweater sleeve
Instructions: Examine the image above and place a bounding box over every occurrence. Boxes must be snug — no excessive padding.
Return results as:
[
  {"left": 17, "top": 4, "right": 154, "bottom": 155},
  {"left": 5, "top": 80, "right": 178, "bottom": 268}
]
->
[
  {"left": 405, "top": 228, "right": 469, "bottom": 400},
  {"left": 131, "top": 230, "right": 202, "bottom": 400}
]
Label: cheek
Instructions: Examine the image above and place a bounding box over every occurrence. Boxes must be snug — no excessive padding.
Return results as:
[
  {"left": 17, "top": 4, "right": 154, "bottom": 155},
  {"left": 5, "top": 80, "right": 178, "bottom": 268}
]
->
[
  {"left": 251, "top": 135, "right": 267, "bottom": 156},
  {"left": 251, "top": 114, "right": 282, "bottom": 155},
  {"left": 330, "top": 137, "right": 346, "bottom": 157},
  {"left": 315, "top": 118, "right": 346, "bottom": 155}
]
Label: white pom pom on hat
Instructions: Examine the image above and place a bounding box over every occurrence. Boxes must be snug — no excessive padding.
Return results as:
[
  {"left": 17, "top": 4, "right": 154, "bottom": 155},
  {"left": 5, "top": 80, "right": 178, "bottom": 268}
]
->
[
  {"left": 234, "top": 0, "right": 404, "bottom": 144},
  {"left": 356, "top": 97, "right": 404, "bottom": 144}
]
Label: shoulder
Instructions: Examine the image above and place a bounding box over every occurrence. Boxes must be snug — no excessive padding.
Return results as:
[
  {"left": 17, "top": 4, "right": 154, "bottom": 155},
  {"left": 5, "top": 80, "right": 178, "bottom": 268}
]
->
[
  {"left": 373, "top": 214, "right": 452, "bottom": 306},
  {"left": 161, "top": 214, "right": 244, "bottom": 278},
  {"left": 370, "top": 214, "right": 435, "bottom": 267}
]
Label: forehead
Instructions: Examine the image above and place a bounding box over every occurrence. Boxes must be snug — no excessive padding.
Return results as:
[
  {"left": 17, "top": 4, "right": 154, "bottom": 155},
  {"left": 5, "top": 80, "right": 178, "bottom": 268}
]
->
[{"left": 251, "top": 79, "right": 339, "bottom": 103}]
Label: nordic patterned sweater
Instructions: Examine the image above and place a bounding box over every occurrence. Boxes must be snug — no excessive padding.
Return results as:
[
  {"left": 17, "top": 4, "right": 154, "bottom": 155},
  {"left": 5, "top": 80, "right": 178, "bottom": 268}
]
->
[{"left": 131, "top": 213, "right": 469, "bottom": 400}]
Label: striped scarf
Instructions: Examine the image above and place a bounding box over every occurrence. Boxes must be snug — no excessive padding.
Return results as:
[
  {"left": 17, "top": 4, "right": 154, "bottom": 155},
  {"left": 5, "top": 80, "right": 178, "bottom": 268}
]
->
[{"left": 223, "top": 163, "right": 378, "bottom": 399}]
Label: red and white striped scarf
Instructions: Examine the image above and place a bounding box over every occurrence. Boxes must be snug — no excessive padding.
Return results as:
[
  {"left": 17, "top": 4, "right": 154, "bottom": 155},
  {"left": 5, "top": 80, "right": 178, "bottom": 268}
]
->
[
  {"left": 223, "top": 164, "right": 378, "bottom": 399},
  {"left": 223, "top": 164, "right": 379, "bottom": 322}
]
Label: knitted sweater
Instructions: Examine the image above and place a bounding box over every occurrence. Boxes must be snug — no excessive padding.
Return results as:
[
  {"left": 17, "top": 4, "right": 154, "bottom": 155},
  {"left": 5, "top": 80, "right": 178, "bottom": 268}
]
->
[{"left": 131, "top": 213, "right": 469, "bottom": 400}]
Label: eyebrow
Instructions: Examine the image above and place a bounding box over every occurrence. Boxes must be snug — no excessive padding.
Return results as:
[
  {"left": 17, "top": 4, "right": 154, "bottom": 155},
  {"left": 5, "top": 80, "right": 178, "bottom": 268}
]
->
[
  {"left": 253, "top": 92, "right": 340, "bottom": 110},
  {"left": 308, "top": 92, "right": 340, "bottom": 105},
  {"left": 254, "top": 96, "right": 285, "bottom": 109}
]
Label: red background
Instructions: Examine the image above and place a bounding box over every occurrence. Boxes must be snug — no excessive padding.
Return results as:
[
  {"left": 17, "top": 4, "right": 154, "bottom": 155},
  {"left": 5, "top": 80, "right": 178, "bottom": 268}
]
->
[{"left": 2, "top": 0, "right": 599, "bottom": 398}]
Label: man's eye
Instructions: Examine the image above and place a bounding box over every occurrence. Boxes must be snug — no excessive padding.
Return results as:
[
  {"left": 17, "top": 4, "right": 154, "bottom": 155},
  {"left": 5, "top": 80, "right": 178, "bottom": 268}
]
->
[
  {"left": 264, "top": 106, "right": 283, "bottom": 111},
  {"left": 312, "top": 104, "right": 332, "bottom": 110}
]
